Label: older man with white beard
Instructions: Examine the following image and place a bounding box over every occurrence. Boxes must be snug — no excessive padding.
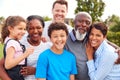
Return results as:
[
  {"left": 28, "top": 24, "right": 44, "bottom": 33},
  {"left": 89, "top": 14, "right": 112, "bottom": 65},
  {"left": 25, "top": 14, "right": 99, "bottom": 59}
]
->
[
  {"left": 65, "top": 12, "right": 120, "bottom": 80},
  {"left": 65, "top": 12, "right": 92, "bottom": 80}
]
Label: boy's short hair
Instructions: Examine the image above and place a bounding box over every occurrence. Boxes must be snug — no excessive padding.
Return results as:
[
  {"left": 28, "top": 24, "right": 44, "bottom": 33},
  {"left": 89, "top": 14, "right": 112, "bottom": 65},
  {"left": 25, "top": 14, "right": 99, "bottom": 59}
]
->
[{"left": 48, "top": 22, "right": 68, "bottom": 38}]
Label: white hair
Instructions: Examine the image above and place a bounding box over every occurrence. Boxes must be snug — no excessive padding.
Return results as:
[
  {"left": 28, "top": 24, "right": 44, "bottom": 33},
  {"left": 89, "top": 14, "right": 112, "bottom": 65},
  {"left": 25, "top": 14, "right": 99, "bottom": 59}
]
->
[{"left": 75, "top": 11, "right": 92, "bottom": 25}]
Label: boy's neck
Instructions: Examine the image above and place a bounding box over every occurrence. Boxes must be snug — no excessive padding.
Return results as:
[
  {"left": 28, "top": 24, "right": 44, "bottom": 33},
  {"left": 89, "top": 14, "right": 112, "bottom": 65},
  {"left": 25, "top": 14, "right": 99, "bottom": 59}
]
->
[{"left": 50, "top": 46, "right": 63, "bottom": 54}]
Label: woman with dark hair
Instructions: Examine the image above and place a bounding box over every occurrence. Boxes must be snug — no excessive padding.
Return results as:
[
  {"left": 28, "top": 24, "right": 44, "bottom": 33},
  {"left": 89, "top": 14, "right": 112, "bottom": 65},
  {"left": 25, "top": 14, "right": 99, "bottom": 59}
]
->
[
  {"left": 0, "top": 15, "right": 52, "bottom": 80},
  {"left": 86, "top": 22, "right": 120, "bottom": 80}
]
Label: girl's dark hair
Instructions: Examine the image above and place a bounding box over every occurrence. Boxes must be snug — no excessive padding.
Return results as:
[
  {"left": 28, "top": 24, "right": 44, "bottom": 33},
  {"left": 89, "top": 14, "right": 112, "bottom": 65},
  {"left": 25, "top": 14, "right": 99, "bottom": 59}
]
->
[
  {"left": 1, "top": 16, "right": 26, "bottom": 43},
  {"left": 48, "top": 22, "right": 68, "bottom": 38},
  {"left": 89, "top": 22, "right": 108, "bottom": 37},
  {"left": 26, "top": 15, "right": 44, "bottom": 29}
]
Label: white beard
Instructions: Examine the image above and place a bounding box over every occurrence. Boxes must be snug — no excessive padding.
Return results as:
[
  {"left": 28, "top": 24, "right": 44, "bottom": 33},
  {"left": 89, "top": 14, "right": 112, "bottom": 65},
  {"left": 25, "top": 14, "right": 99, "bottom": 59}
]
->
[{"left": 75, "top": 29, "right": 87, "bottom": 41}]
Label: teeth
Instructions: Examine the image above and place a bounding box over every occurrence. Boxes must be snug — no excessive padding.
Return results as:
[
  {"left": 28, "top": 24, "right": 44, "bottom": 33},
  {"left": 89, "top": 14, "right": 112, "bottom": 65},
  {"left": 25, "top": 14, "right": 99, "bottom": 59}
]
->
[
  {"left": 91, "top": 40, "right": 97, "bottom": 44},
  {"left": 57, "top": 42, "right": 62, "bottom": 45},
  {"left": 33, "top": 34, "right": 39, "bottom": 37},
  {"left": 56, "top": 15, "right": 62, "bottom": 18}
]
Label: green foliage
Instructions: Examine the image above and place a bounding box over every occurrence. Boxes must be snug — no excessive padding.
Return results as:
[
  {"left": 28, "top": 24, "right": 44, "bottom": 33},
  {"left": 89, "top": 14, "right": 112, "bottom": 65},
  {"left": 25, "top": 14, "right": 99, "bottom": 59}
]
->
[
  {"left": 0, "top": 16, "right": 5, "bottom": 25},
  {"left": 105, "top": 15, "right": 120, "bottom": 23},
  {"left": 0, "top": 44, "right": 3, "bottom": 58},
  {"left": 107, "top": 31, "right": 120, "bottom": 46},
  {"left": 43, "top": 16, "right": 52, "bottom": 21},
  {"left": 75, "top": 0, "right": 105, "bottom": 22},
  {"left": 110, "top": 22, "right": 120, "bottom": 32},
  {"left": 105, "top": 15, "right": 120, "bottom": 32}
]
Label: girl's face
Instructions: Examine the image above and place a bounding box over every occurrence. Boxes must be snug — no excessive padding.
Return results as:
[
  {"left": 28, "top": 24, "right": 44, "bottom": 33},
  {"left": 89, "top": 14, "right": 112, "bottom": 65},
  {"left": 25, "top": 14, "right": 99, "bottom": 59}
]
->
[
  {"left": 89, "top": 27, "right": 106, "bottom": 49},
  {"left": 50, "top": 30, "right": 67, "bottom": 51},
  {"left": 9, "top": 22, "right": 26, "bottom": 40},
  {"left": 27, "top": 19, "right": 43, "bottom": 42}
]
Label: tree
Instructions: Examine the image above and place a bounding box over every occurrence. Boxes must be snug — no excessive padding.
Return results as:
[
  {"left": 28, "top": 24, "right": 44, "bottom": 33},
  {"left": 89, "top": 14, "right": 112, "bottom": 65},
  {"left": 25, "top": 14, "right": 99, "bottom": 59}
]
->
[
  {"left": 105, "top": 15, "right": 120, "bottom": 32},
  {"left": 0, "top": 16, "right": 5, "bottom": 25},
  {"left": 105, "top": 15, "right": 120, "bottom": 46},
  {"left": 75, "top": 0, "right": 105, "bottom": 22},
  {"left": 43, "top": 16, "right": 52, "bottom": 21}
]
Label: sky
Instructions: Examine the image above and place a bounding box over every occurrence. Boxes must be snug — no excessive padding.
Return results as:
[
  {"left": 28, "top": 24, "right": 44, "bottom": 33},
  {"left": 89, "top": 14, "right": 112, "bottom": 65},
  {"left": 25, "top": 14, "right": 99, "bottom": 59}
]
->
[{"left": 0, "top": 0, "right": 120, "bottom": 21}]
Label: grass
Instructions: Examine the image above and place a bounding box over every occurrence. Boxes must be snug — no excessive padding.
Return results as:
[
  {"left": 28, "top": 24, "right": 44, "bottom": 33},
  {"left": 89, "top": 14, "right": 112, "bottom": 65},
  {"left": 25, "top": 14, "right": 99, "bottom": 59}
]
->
[{"left": 0, "top": 43, "right": 3, "bottom": 58}]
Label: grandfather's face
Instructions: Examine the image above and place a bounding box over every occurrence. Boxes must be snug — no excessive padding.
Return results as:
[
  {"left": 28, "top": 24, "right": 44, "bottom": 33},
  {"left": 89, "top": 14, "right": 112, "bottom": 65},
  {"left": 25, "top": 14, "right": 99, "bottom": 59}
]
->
[{"left": 74, "top": 15, "right": 91, "bottom": 41}]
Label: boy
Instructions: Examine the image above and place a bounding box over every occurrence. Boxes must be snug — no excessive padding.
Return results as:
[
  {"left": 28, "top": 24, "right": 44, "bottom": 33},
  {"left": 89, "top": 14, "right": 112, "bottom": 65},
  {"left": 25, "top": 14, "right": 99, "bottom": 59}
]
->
[{"left": 35, "top": 22, "right": 77, "bottom": 80}]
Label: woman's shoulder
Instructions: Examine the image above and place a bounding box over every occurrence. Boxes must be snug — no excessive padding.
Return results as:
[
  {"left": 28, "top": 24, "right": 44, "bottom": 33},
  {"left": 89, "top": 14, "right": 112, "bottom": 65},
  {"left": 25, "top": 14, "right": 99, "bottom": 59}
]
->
[{"left": 102, "top": 42, "right": 118, "bottom": 59}]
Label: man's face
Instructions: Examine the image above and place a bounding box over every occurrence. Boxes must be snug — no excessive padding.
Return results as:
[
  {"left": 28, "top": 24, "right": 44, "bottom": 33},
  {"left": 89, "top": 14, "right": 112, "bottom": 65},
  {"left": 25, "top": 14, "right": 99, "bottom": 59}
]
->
[
  {"left": 74, "top": 15, "right": 91, "bottom": 41},
  {"left": 52, "top": 3, "right": 68, "bottom": 23}
]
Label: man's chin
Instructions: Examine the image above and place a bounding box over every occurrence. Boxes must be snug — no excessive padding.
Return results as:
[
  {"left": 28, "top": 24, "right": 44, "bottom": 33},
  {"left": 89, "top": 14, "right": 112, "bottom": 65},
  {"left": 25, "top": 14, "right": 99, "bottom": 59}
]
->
[
  {"left": 75, "top": 30, "right": 87, "bottom": 41},
  {"left": 76, "top": 37, "right": 85, "bottom": 41},
  {"left": 55, "top": 20, "right": 64, "bottom": 23}
]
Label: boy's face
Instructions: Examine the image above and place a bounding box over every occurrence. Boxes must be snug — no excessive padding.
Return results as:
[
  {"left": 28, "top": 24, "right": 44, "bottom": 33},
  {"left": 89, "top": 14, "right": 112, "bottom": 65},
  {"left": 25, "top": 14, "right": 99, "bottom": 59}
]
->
[{"left": 50, "top": 30, "right": 67, "bottom": 50}]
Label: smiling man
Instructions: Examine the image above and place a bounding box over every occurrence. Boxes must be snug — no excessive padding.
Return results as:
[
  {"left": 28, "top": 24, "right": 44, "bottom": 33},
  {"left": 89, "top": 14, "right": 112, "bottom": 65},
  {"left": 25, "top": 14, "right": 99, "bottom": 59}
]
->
[{"left": 42, "top": 0, "right": 73, "bottom": 41}]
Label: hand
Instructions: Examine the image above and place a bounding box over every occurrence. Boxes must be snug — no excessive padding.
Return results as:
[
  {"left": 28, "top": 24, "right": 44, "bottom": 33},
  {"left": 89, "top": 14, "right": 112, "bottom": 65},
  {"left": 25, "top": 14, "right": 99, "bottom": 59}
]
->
[
  {"left": 25, "top": 47, "right": 34, "bottom": 56},
  {"left": 0, "top": 58, "right": 11, "bottom": 80},
  {"left": 85, "top": 41, "right": 95, "bottom": 60},
  {"left": 20, "top": 66, "right": 36, "bottom": 76},
  {"left": 41, "top": 37, "right": 47, "bottom": 43},
  {"left": 115, "top": 49, "right": 120, "bottom": 64}
]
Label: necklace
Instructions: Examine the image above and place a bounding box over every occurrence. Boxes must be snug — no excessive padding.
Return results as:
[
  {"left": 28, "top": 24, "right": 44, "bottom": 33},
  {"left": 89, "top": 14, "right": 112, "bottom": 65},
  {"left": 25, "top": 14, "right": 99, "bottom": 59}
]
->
[{"left": 27, "top": 38, "right": 41, "bottom": 46}]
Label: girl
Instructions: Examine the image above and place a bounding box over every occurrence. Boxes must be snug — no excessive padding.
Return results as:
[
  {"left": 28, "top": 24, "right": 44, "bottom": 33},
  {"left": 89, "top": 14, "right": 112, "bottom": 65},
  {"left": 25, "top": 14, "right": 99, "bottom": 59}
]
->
[{"left": 1, "top": 16, "right": 34, "bottom": 80}]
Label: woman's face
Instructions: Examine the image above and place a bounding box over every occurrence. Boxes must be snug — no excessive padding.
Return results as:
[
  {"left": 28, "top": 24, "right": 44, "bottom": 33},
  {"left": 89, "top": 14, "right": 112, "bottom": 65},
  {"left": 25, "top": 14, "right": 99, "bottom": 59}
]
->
[
  {"left": 89, "top": 27, "right": 106, "bottom": 49},
  {"left": 27, "top": 19, "right": 43, "bottom": 42}
]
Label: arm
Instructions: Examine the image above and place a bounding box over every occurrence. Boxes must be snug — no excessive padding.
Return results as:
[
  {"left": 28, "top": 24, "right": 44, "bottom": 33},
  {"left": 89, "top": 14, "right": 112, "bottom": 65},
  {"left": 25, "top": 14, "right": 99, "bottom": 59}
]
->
[
  {"left": 70, "top": 74, "right": 75, "bottom": 80},
  {"left": 0, "top": 58, "right": 11, "bottom": 80},
  {"left": 70, "top": 53, "right": 77, "bottom": 80},
  {"left": 20, "top": 66, "right": 36, "bottom": 76},
  {"left": 87, "top": 50, "right": 117, "bottom": 80},
  {"left": 107, "top": 40, "right": 119, "bottom": 49},
  {"left": 5, "top": 46, "right": 34, "bottom": 69},
  {"left": 115, "top": 49, "right": 120, "bottom": 64},
  {"left": 86, "top": 41, "right": 95, "bottom": 60},
  {"left": 35, "top": 53, "right": 47, "bottom": 79},
  {"left": 107, "top": 40, "right": 120, "bottom": 64},
  {"left": 37, "top": 78, "right": 46, "bottom": 80}
]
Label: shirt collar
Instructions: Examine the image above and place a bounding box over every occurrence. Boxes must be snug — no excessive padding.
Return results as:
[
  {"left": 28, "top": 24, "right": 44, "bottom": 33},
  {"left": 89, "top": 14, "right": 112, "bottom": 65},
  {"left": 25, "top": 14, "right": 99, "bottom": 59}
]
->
[
  {"left": 69, "top": 30, "right": 76, "bottom": 42},
  {"left": 95, "top": 40, "right": 106, "bottom": 55},
  {"left": 69, "top": 29, "right": 87, "bottom": 44}
]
